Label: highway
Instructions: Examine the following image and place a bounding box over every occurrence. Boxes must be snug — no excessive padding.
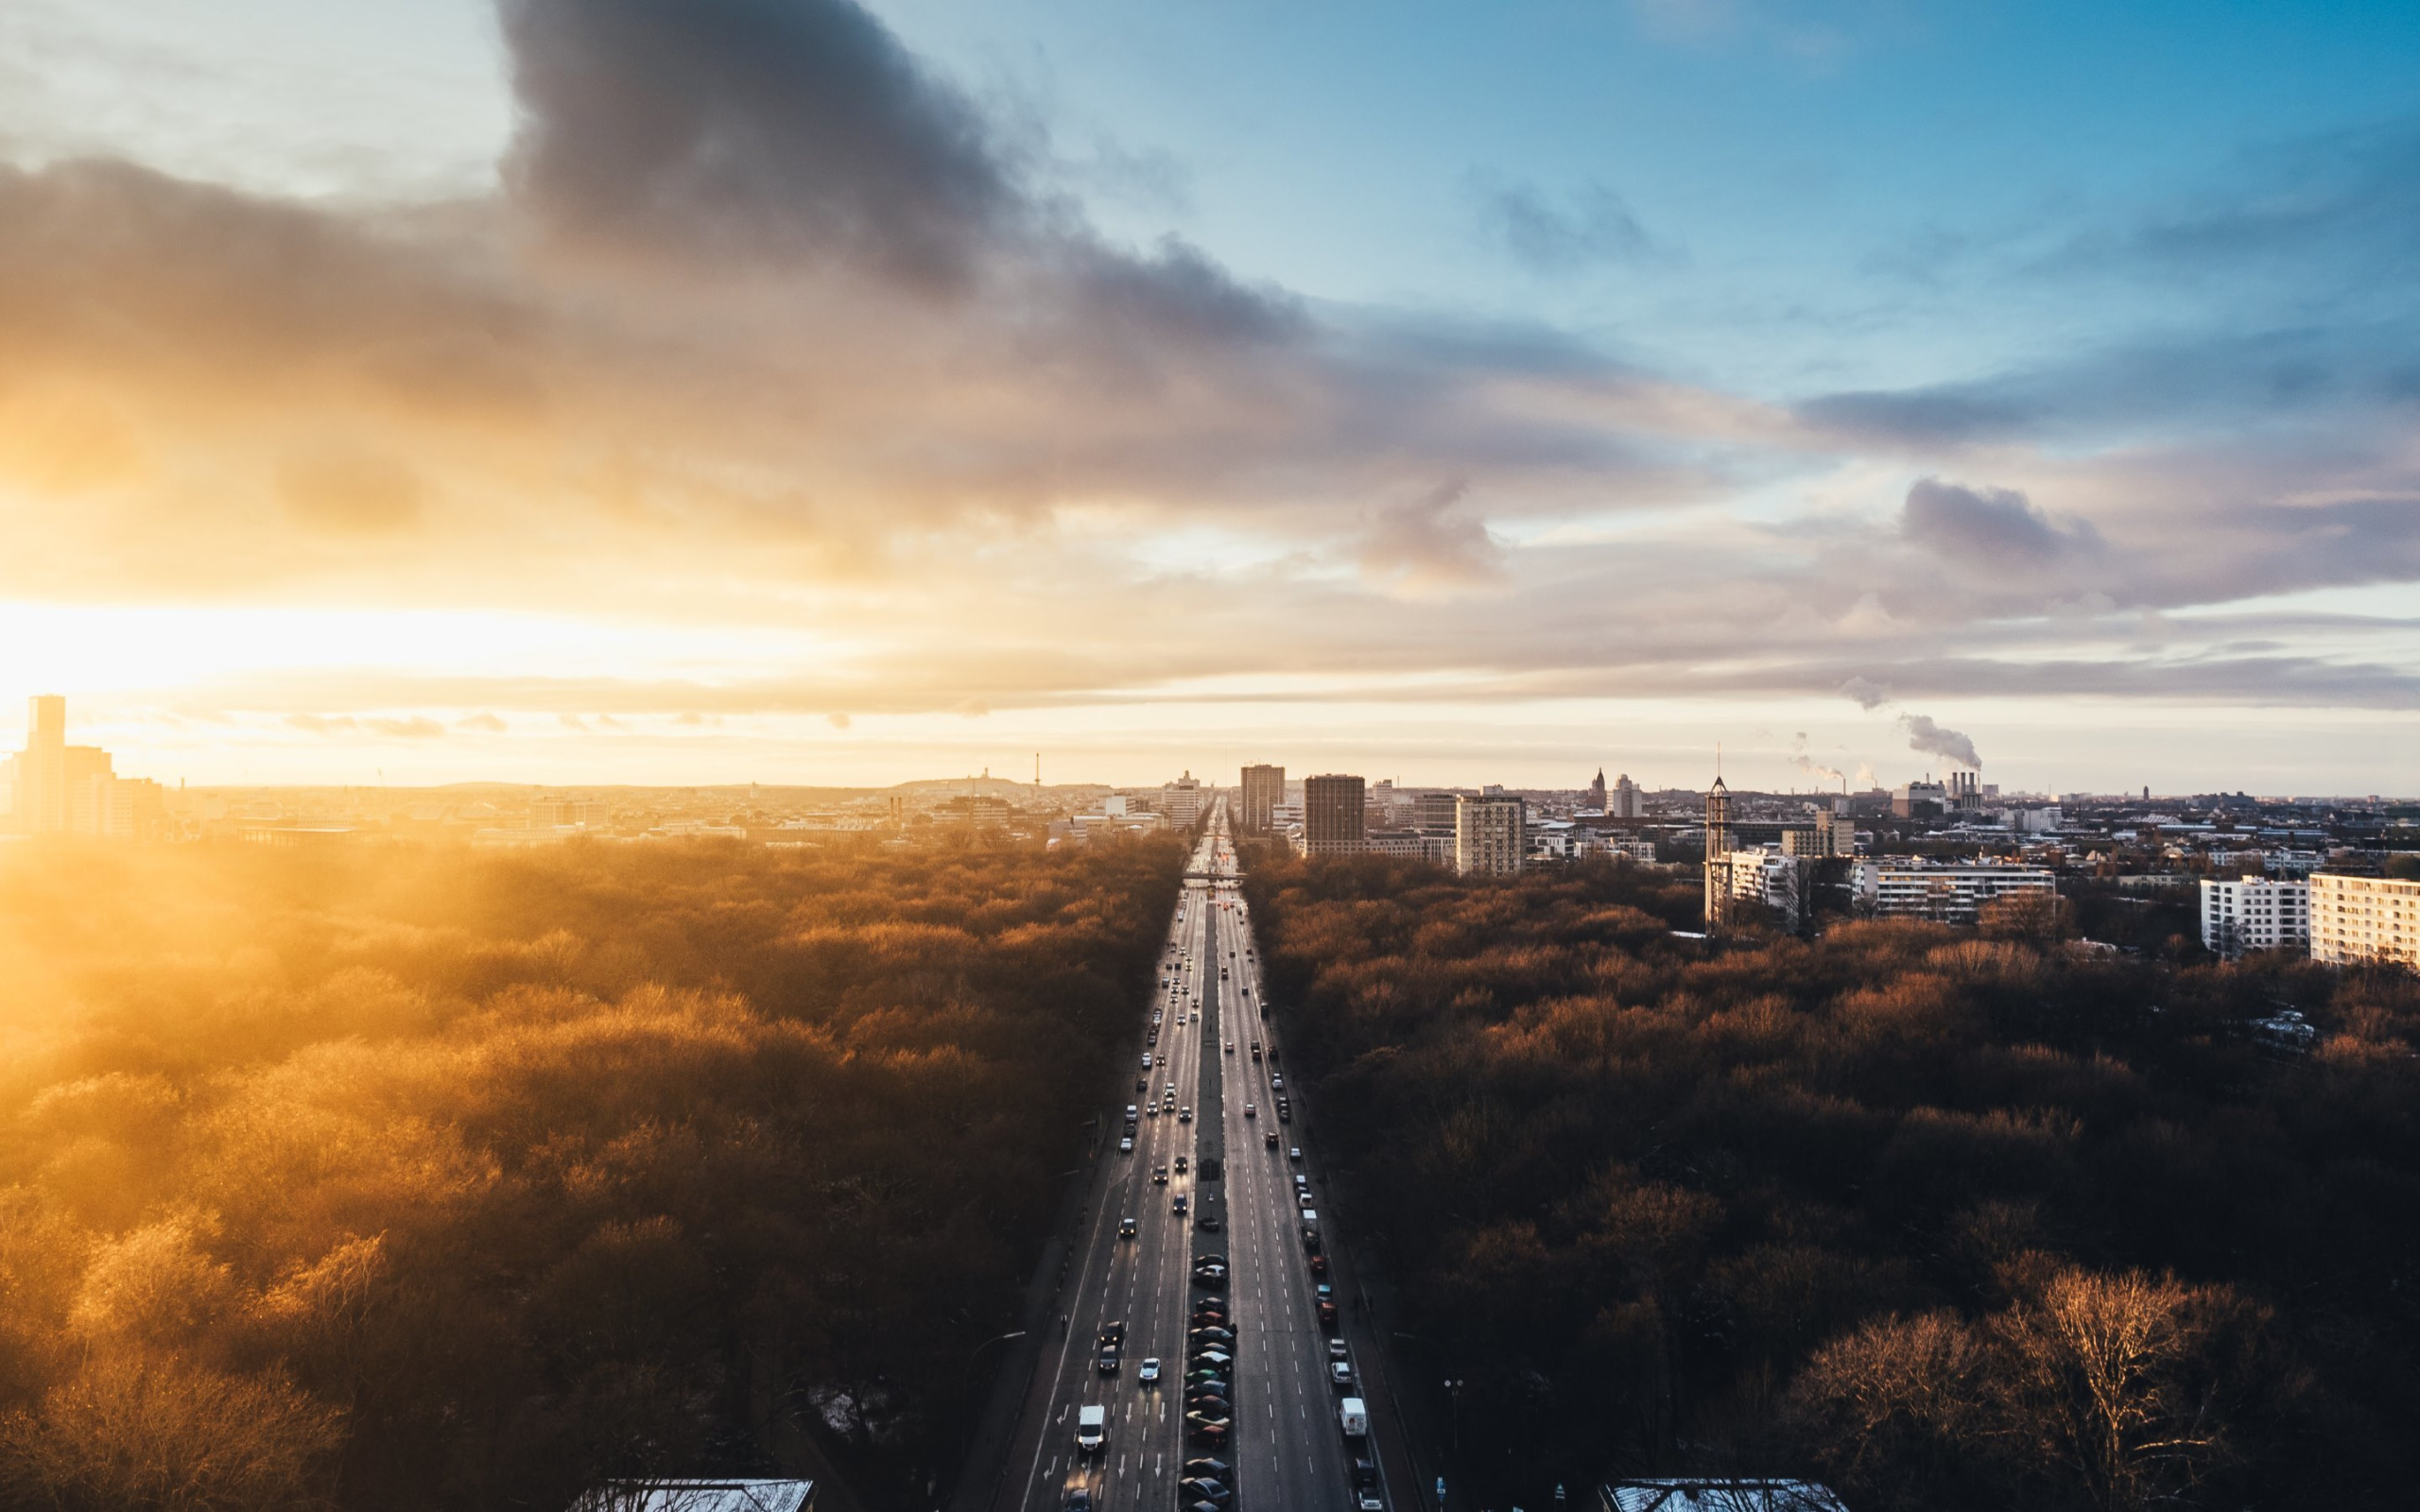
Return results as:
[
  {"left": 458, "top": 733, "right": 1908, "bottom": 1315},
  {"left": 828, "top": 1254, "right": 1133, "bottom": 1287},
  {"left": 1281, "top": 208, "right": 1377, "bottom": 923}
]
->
[{"left": 995, "top": 799, "right": 1389, "bottom": 1512}]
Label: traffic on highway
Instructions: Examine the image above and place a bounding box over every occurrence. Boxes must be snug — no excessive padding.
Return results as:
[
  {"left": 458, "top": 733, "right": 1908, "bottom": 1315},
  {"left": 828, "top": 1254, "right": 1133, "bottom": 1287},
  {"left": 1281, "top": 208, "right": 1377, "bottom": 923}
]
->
[{"left": 998, "top": 801, "right": 1390, "bottom": 1512}]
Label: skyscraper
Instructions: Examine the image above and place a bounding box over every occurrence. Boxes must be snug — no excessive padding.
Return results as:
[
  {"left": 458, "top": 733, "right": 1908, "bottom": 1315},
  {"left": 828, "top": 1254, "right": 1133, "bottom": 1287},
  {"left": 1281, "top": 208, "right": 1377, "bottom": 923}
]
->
[
  {"left": 1302, "top": 774, "right": 1366, "bottom": 857},
  {"left": 1455, "top": 794, "right": 1526, "bottom": 875},
  {"left": 1610, "top": 774, "right": 1643, "bottom": 819},
  {"left": 1240, "top": 764, "right": 1285, "bottom": 833},
  {"left": 17, "top": 696, "right": 66, "bottom": 835}
]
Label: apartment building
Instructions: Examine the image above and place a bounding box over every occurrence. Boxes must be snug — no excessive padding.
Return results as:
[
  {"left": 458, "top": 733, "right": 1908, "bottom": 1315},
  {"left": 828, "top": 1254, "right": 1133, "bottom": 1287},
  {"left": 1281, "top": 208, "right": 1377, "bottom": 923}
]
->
[
  {"left": 1852, "top": 858, "right": 2057, "bottom": 922},
  {"left": 2310, "top": 872, "right": 2420, "bottom": 970},
  {"left": 2199, "top": 875, "right": 2309, "bottom": 957},
  {"left": 1454, "top": 794, "right": 1526, "bottom": 875}
]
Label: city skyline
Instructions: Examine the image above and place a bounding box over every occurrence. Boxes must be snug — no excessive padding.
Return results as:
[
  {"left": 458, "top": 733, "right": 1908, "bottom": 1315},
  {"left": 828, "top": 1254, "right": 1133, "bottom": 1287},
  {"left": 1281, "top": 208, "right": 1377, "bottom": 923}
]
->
[{"left": 4, "top": 2, "right": 2417, "bottom": 793}]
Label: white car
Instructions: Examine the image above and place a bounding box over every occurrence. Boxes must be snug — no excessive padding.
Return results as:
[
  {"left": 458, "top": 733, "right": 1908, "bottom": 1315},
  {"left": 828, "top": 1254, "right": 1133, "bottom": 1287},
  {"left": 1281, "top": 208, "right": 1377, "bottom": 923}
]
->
[
  {"left": 1119, "top": 1137, "right": 1134, "bottom": 1155},
  {"left": 1138, "top": 1357, "right": 1162, "bottom": 1384},
  {"left": 1331, "top": 1361, "right": 1356, "bottom": 1388}
]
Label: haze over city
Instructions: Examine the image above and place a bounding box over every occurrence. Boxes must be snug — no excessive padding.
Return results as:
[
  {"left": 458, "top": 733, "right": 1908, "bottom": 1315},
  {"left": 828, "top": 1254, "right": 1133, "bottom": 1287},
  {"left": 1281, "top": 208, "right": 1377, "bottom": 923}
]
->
[{"left": 4, "top": 0, "right": 2415, "bottom": 793}]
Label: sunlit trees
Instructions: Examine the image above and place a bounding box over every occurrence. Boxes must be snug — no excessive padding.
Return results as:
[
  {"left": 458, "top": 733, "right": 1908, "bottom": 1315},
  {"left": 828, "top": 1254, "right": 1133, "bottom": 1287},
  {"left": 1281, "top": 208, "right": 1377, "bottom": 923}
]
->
[{"left": 0, "top": 832, "right": 1184, "bottom": 1512}]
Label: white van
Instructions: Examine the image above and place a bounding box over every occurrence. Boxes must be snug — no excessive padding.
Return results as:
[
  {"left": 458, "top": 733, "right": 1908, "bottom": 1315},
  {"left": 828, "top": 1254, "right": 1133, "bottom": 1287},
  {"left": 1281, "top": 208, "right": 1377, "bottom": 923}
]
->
[{"left": 1077, "top": 1403, "right": 1107, "bottom": 1453}]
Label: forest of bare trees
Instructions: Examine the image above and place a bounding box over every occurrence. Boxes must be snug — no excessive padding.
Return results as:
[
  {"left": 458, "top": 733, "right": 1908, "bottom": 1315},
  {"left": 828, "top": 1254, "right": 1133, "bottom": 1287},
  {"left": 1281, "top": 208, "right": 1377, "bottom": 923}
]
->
[
  {"left": 0, "top": 833, "right": 1185, "bottom": 1512},
  {"left": 1240, "top": 846, "right": 2420, "bottom": 1512}
]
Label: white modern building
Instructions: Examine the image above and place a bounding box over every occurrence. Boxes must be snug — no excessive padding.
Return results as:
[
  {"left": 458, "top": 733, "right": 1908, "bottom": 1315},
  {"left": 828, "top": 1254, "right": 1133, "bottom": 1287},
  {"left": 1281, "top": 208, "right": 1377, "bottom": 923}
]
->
[
  {"left": 1609, "top": 773, "right": 1644, "bottom": 819},
  {"left": 2310, "top": 872, "right": 2420, "bottom": 970},
  {"left": 1160, "top": 772, "right": 1206, "bottom": 828},
  {"left": 2199, "top": 875, "right": 2309, "bottom": 957},
  {"left": 1455, "top": 794, "right": 1526, "bottom": 875},
  {"left": 1722, "top": 848, "right": 1805, "bottom": 929},
  {"left": 1853, "top": 858, "right": 2057, "bottom": 922}
]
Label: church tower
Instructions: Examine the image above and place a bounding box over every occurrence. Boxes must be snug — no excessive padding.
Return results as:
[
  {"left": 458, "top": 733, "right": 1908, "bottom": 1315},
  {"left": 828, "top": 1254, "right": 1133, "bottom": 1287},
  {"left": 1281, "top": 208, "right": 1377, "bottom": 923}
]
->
[{"left": 1588, "top": 767, "right": 1607, "bottom": 812}]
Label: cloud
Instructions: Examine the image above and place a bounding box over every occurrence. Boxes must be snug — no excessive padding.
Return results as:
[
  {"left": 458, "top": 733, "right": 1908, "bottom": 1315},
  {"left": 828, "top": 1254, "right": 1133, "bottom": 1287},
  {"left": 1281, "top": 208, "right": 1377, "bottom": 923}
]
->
[
  {"left": 1901, "top": 478, "right": 2100, "bottom": 567},
  {"left": 827, "top": 711, "right": 852, "bottom": 730},
  {"left": 363, "top": 715, "right": 445, "bottom": 739},
  {"left": 499, "top": 0, "right": 1021, "bottom": 289},
  {"left": 1354, "top": 480, "right": 1507, "bottom": 595},
  {"left": 1898, "top": 712, "right": 1979, "bottom": 769},
  {"left": 285, "top": 713, "right": 357, "bottom": 735},
  {"left": 1469, "top": 175, "right": 1659, "bottom": 274},
  {"left": 456, "top": 713, "right": 509, "bottom": 732},
  {"left": 1839, "top": 676, "right": 1892, "bottom": 710}
]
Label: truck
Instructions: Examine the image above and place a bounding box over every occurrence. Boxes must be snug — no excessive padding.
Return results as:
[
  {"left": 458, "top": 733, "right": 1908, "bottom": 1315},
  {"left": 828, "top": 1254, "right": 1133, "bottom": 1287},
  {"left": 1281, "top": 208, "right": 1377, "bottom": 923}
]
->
[
  {"left": 1340, "top": 1397, "right": 1368, "bottom": 1438},
  {"left": 1077, "top": 1404, "right": 1107, "bottom": 1453}
]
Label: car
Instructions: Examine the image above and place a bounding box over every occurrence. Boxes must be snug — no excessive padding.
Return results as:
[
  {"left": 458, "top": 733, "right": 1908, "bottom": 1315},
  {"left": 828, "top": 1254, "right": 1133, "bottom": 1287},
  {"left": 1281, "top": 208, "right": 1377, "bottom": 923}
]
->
[
  {"left": 1172, "top": 1194, "right": 1189, "bottom": 1215},
  {"left": 1250, "top": 1042, "right": 1262, "bottom": 1059},
  {"left": 1136, "top": 1077, "right": 1149, "bottom": 1092},
  {"left": 1315, "top": 1283, "right": 1333, "bottom": 1302},
  {"left": 1142, "top": 1055, "right": 1154, "bottom": 1070},
  {"left": 1179, "top": 1107, "right": 1193, "bottom": 1123},
  {"left": 1138, "top": 1357, "right": 1161, "bottom": 1384},
  {"left": 1144, "top": 1103, "right": 1158, "bottom": 1118},
  {"left": 1243, "top": 1103, "right": 1255, "bottom": 1119},
  {"left": 1329, "top": 1339, "right": 1350, "bottom": 1362},
  {"left": 1061, "top": 1486, "right": 1093, "bottom": 1512},
  {"left": 1289, "top": 1146, "right": 1303, "bottom": 1162},
  {"left": 1184, "top": 1394, "right": 1230, "bottom": 1414},
  {"left": 1183, "top": 1457, "right": 1231, "bottom": 1477},
  {"left": 1351, "top": 1454, "right": 1379, "bottom": 1487},
  {"left": 1299, "top": 1192, "right": 1315, "bottom": 1211},
  {"left": 1154, "top": 1164, "right": 1168, "bottom": 1184},
  {"left": 1124, "top": 1104, "right": 1138, "bottom": 1122},
  {"left": 1358, "top": 1494, "right": 1386, "bottom": 1512},
  {"left": 1309, "top": 1253, "right": 1329, "bottom": 1277},
  {"left": 1175, "top": 1155, "right": 1189, "bottom": 1174},
  {"left": 1295, "top": 1175, "right": 1309, "bottom": 1190},
  {"left": 1118, "top": 1217, "right": 1137, "bottom": 1239},
  {"left": 1189, "top": 1349, "right": 1232, "bottom": 1369},
  {"left": 1098, "top": 1349, "right": 1120, "bottom": 1375},
  {"left": 1265, "top": 1130, "right": 1280, "bottom": 1148},
  {"left": 1197, "top": 1208, "right": 1222, "bottom": 1232},
  {"left": 1190, "top": 1327, "right": 1234, "bottom": 1343},
  {"left": 1223, "top": 1040, "right": 1234, "bottom": 1053},
  {"left": 1100, "top": 1320, "right": 1126, "bottom": 1346},
  {"left": 1178, "top": 1478, "right": 1233, "bottom": 1503},
  {"left": 1318, "top": 1299, "right": 1339, "bottom": 1329},
  {"left": 1118, "top": 1137, "right": 1134, "bottom": 1155},
  {"left": 1166, "top": 1083, "right": 1178, "bottom": 1096},
  {"left": 1270, "top": 1074, "right": 1285, "bottom": 1091},
  {"left": 1190, "top": 1311, "right": 1228, "bottom": 1329}
]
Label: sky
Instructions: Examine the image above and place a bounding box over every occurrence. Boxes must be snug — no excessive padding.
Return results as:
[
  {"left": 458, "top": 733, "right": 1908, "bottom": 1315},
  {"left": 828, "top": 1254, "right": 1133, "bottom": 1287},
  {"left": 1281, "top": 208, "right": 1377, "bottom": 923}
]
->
[{"left": 1, "top": 0, "right": 2415, "bottom": 795}]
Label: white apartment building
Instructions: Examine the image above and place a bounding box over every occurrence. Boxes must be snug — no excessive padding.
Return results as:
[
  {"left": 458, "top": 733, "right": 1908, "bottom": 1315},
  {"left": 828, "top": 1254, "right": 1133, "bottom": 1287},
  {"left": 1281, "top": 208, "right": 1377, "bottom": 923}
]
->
[
  {"left": 1723, "top": 848, "right": 1805, "bottom": 929},
  {"left": 1455, "top": 794, "right": 1526, "bottom": 875},
  {"left": 2199, "top": 875, "right": 2309, "bottom": 956},
  {"left": 2310, "top": 872, "right": 2420, "bottom": 970},
  {"left": 1852, "top": 859, "right": 2057, "bottom": 922},
  {"left": 1161, "top": 772, "right": 1206, "bottom": 827}
]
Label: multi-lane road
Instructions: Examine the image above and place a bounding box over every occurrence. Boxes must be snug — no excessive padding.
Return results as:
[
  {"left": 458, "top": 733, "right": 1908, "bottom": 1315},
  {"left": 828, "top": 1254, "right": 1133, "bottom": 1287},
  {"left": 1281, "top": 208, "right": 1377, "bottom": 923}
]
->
[{"left": 992, "top": 800, "right": 1393, "bottom": 1512}]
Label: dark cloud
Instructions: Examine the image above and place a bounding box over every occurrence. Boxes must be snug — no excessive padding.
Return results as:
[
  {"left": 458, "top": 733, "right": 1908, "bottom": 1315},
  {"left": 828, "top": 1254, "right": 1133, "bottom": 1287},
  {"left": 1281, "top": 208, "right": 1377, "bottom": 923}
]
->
[
  {"left": 1901, "top": 478, "right": 2100, "bottom": 566},
  {"left": 500, "top": 0, "right": 1020, "bottom": 289},
  {"left": 1470, "top": 174, "right": 1659, "bottom": 274},
  {"left": 1898, "top": 713, "right": 1979, "bottom": 769}
]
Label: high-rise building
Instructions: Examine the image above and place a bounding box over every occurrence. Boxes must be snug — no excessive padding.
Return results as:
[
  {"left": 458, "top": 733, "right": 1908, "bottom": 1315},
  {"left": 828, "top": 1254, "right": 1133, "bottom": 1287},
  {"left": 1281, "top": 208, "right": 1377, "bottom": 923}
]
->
[
  {"left": 1302, "top": 774, "right": 1366, "bottom": 858},
  {"left": 1240, "top": 765, "right": 1285, "bottom": 833},
  {"left": 1587, "top": 768, "right": 1608, "bottom": 812},
  {"left": 1610, "top": 774, "right": 1643, "bottom": 819},
  {"left": 6, "top": 696, "right": 159, "bottom": 839},
  {"left": 1161, "top": 771, "right": 1206, "bottom": 828},
  {"left": 1414, "top": 791, "right": 1461, "bottom": 834},
  {"left": 2309, "top": 872, "right": 2420, "bottom": 970},
  {"left": 14, "top": 695, "right": 67, "bottom": 834},
  {"left": 2200, "top": 876, "right": 2309, "bottom": 957},
  {"left": 1455, "top": 795, "right": 1526, "bottom": 875},
  {"left": 1703, "top": 777, "right": 1733, "bottom": 930}
]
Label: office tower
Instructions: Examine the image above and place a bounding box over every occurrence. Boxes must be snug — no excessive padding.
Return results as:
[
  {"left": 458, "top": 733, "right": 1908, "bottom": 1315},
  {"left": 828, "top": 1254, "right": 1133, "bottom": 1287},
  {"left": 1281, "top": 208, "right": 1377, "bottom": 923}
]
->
[
  {"left": 1455, "top": 794, "right": 1526, "bottom": 875},
  {"left": 1414, "top": 791, "right": 1461, "bottom": 834},
  {"left": 1302, "top": 774, "right": 1366, "bottom": 857},
  {"left": 19, "top": 696, "right": 67, "bottom": 834},
  {"left": 1240, "top": 764, "right": 1285, "bottom": 833},
  {"left": 1610, "top": 773, "right": 1643, "bottom": 819},
  {"left": 1161, "top": 771, "right": 1205, "bottom": 827}
]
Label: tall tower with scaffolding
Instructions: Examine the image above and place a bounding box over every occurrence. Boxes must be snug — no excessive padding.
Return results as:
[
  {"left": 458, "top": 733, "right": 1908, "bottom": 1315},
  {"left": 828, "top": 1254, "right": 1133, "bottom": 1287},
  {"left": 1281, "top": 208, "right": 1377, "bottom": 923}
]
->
[{"left": 1703, "top": 773, "right": 1734, "bottom": 932}]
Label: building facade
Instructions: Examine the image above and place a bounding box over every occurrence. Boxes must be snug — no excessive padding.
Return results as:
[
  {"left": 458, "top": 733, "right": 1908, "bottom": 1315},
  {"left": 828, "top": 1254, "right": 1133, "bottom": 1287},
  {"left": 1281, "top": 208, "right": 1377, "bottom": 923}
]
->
[
  {"left": 2310, "top": 872, "right": 2420, "bottom": 970},
  {"left": 1239, "top": 764, "right": 1285, "bottom": 833},
  {"left": 1609, "top": 773, "right": 1643, "bottom": 819},
  {"left": 1703, "top": 777, "right": 1734, "bottom": 930},
  {"left": 2199, "top": 875, "right": 2310, "bottom": 957},
  {"left": 1160, "top": 772, "right": 1206, "bottom": 828},
  {"left": 1723, "top": 848, "right": 1805, "bottom": 929},
  {"left": 1852, "top": 859, "right": 2057, "bottom": 922},
  {"left": 1454, "top": 794, "right": 1526, "bottom": 875},
  {"left": 1302, "top": 774, "right": 1367, "bottom": 858},
  {"left": 4, "top": 696, "right": 161, "bottom": 839}
]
